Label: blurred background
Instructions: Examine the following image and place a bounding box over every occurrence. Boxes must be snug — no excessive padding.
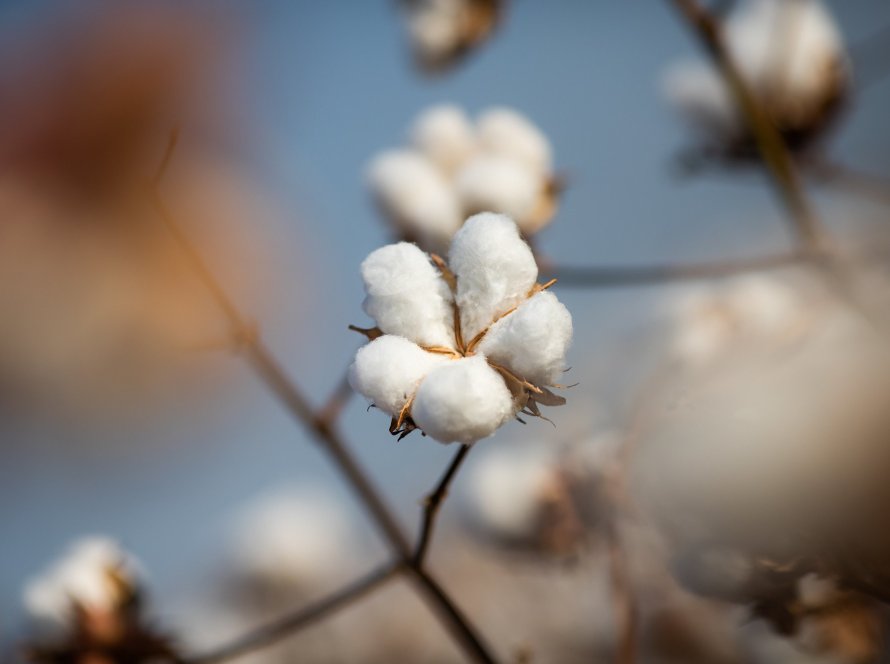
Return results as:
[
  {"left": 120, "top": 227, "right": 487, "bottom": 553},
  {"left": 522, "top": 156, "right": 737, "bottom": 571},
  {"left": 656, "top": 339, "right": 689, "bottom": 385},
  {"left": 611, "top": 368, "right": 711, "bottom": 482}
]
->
[{"left": 1, "top": 1, "right": 890, "bottom": 662}]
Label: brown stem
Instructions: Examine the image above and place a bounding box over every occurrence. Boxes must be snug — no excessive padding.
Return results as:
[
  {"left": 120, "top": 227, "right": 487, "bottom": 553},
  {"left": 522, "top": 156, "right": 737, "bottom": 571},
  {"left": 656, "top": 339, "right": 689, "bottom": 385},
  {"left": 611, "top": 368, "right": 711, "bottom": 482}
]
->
[
  {"left": 185, "top": 563, "right": 401, "bottom": 664},
  {"left": 608, "top": 530, "right": 638, "bottom": 664},
  {"left": 668, "top": 0, "right": 827, "bottom": 251},
  {"left": 542, "top": 250, "right": 814, "bottom": 288},
  {"left": 805, "top": 159, "right": 890, "bottom": 207},
  {"left": 414, "top": 444, "right": 472, "bottom": 567},
  {"left": 151, "top": 136, "right": 499, "bottom": 664}
]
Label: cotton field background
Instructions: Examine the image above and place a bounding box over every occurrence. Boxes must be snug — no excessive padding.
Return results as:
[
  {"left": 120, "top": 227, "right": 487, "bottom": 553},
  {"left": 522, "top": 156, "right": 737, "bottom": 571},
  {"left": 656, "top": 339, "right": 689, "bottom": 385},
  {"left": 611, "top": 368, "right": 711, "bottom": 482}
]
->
[{"left": 3, "top": 1, "right": 890, "bottom": 663}]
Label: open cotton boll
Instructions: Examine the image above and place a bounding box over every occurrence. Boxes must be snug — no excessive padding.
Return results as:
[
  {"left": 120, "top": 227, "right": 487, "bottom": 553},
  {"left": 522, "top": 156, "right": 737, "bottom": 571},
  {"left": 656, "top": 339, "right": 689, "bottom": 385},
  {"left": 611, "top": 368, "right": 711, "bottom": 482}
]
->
[
  {"left": 230, "top": 486, "right": 356, "bottom": 590},
  {"left": 465, "top": 445, "right": 562, "bottom": 541},
  {"left": 366, "top": 149, "right": 463, "bottom": 252},
  {"left": 727, "top": 0, "right": 846, "bottom": 105},
  {"left": 349, "top": 335, "right": 451, "bottom": 417},
  {"left": 361, "top": 242, "right": 455, "bottom": 349},
  {"left": 476, "top": 107, "right": 553, "bottom": 176},
  {"left": 24, "top": 537, "right": 139, "bottom": 640},
  {"left": 449, "top": 213, "right": 538, "bottom": 342},
  {"left": 406, "top": 0, "right": 464, "bottom": 67},
  {"left": 456, "top": 155, "right": 543, "bottom": 233},
  {"left": 411, "top": 355, "right": 515, "bottom": 443},
  {"left": 478, "top": 290, "right": 572, "bottom": 386},
  {"left": 410, "top": 104, "right": 477, "bottom": 174}
]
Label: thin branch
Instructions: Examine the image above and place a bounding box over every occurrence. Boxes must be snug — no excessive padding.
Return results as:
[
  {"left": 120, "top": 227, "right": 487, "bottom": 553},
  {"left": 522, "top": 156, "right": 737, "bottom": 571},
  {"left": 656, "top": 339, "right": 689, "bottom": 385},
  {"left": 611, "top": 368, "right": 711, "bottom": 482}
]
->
[
  {"left": 186, "top": 563, "right": 402, "bottom": 664},
  {"left": 608, "top": 530, "right": 638, "bottom": 664},
  {"left": 543, "top": 250, "right": 814, "bottom": 288},
  {"left": 414, "top": 444, "right": 472, "bottom": 566},
  {"left": 151, "top": 133, "right": 498, "bottom": 664},
  {"left": 805, "top": 159, "right": 890, "bottom": 207},
  {"left": 668, "top": 0, "right": 827, "bottom": 251},
  {"left": 318, "top": 366, "right": 355, "bottom": 426}
]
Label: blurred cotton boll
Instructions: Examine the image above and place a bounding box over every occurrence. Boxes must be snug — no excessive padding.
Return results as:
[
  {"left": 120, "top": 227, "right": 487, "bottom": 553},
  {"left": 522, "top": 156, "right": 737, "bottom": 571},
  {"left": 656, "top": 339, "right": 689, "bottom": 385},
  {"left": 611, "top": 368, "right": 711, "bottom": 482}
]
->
[
  {"left": 667, "top": 275, "right": 815, "bottom": 367},
  {"left": 367, "top": 104, "right": 561, "bottom": 252},
  {"left": 22, "top": 536, "right": 177, "bottom": 662},
  {"left": 0, "top": 3, "right": 280, "bottom": 425},
  {"left": 400, "top": 0, "right": 503, "bottom": 74},
  {"left": 228, "top": 486, "right": 361, "bottom": 602},
  {"left": 663, "top": 0, "right": 849, "bottom": 159},
  {"left": 634, "top": 276, "right": 890, "bottom": 643}
]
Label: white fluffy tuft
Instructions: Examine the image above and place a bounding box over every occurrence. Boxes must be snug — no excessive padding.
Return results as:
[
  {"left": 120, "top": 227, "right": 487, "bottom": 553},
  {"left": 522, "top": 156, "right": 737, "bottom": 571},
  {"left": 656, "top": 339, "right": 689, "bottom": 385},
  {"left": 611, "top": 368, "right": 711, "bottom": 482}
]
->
[
  {"left": 410, "top": 104, "right": 477, "bottom": 174},
  {"left": 366, "top": 149, "right": 463, "bottom": 252},
  {"left": 349, "top": 335, "right": 450, "bottom": 417},
  {"left": 406, "top": 0, "right": 464, "bottom": 62},
  {"left": 448, "top": 212, "right": 538, "bottom": 342},
  {"left": 476, "top": 107, "right": 553, "bottom": 176},
  {"left": 361, "top": 242, "right": 455, "bottom": 348},
  {"left": 448, "top": 213, "right": 538, "bottom": 342},
  {"left": 478, "top": 290, "right": 572, "bottom": 386},
  {"left": 411, "top": 355, "right": 515, "bottom": 443},
  {"left": 455, "top": 155, "right": 542, "bottom": 231}
]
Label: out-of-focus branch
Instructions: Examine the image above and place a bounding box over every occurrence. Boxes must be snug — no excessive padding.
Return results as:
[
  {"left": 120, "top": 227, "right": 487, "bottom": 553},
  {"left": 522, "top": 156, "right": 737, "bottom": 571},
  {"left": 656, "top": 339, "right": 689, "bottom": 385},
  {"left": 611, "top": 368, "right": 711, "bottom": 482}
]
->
[
  {"left": 542, "top": 249, "right": 815, "bottom": 288},
  {"left": 414, "top": 444, "right": 472, "bottom": 566},
  {"left": 318, "top": 366, "right": 356, "bottom": 426},
  {"left": 608, "top": 531, "right": 638, "bottom": 664},
  {"left": 186, "top": 562, "right": 402, "bottom": 664},
  {"left": 805, "top": 159, "right": 890, "bottom": 207},
  {"left": 151, "top": 134, "right": 498, "bottom": 664},
  {"left": 668, "top": 0, "right": 827, "bottom": 252}
]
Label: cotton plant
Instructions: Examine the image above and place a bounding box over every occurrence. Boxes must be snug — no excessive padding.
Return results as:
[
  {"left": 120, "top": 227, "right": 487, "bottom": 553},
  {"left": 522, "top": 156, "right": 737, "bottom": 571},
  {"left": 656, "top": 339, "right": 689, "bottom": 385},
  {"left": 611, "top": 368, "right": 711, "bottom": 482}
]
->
[
  {"left": 399, "top": 0, "right": 503, "bottom": 73},
  {"left": 228, "top": 485, "right": 359, "bottom": 599},
  {"left": 636, "top": 279, "right": 890, "bottom": 657},
  {"left": 367, "top": 104, "right": 561, "bottom": 255},
  {"left": 663, "top": 0, "right": 849, "bottom": 160},
  {"left": 22, "top": 537, "right": 176, "bottom": 663},
  {"left": 349, "top": 212, "right": 572, "bottom": 445}
]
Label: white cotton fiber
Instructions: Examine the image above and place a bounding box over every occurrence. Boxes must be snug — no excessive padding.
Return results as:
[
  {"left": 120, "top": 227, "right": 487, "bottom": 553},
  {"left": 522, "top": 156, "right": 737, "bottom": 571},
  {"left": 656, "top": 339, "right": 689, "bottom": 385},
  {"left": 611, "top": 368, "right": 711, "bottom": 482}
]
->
[
  {"left": 361, "top": 242, "right": 455, "bottom": 349},
  {"left": 367, "top": 149, "right": 463, "bottom": 252},
  {"left": 455, "top": 155, "right": 542, "bottom": 230},
  {"left": 476, "top": 107, "right": 553, "bottom": 176},
  {"left": 662, "top": 60, "right": 740, "bottom": 140},
  {"left": 411, "top": 354, "right": 515, "bottom": 443},
  {"left": 478, "top": 290, "right": 572, "bottom": 386},
  {"left": 448, "top": 213, "right": 539, "bottom": 342},
  {"left": 231, "top": 485, "right": 356, "bottom": 589},
  {"left": 23, "top": 537, "right": 137, "bottom": 641},
  {"left": 410, "top": 104, "right": 477, "bottom": 174},
  {"left": 349, "top": 335, "right": 451, "bottom": 417},
  {"left": 407, "top": 0, "right": 464, "bottom": 64},
  {"left": 727, "top": 0, "right": 845, "bottom": 107},
  {"left": 466, "top": 445, "right": 560, "bottom": 541}
]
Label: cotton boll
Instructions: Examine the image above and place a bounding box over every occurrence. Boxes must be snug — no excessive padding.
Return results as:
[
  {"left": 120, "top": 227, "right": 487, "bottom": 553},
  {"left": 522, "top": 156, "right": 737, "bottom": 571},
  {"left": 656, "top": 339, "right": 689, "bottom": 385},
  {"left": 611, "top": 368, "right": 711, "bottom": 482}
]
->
[
  {"left": 230, "top": 486, "right": 357, "bottom": 591},
  {"left": 476, "top": 107, "right": 553, "bottom": 176},
  {"left": 477, "top": 290, "right": 572, "bottom": 386},
  {"left": 411, "top": 355, "right": 515, "bottom": 443},
  {"left": 727, "top": 0, "right": 847, "bottom": 110},
  {"left": 366, "top": 149, "right": 463, "bottom": 253},
  {"left": 465, "top": 446, "right": 562, "bottom": 542},
  {"left": 361, "top": 242, "right": 455, "bottom": 349},
  {"left": 449, "top": 213, "right": 538, "bottom": 342},
  {"left": 410, "top": 104, "right": 477, "bottom": 174},
  {"left": 23, "top": 537, "right": 139, "bottom": 641},
  {"left": 349, "top": 335, "right": 451, "bottom": 417},
  {"left": 455, "top": 155, "right": 544, "bottom": 233},
  {"left": 406, "top": 0, "right": 464, "bottom": 68}
]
